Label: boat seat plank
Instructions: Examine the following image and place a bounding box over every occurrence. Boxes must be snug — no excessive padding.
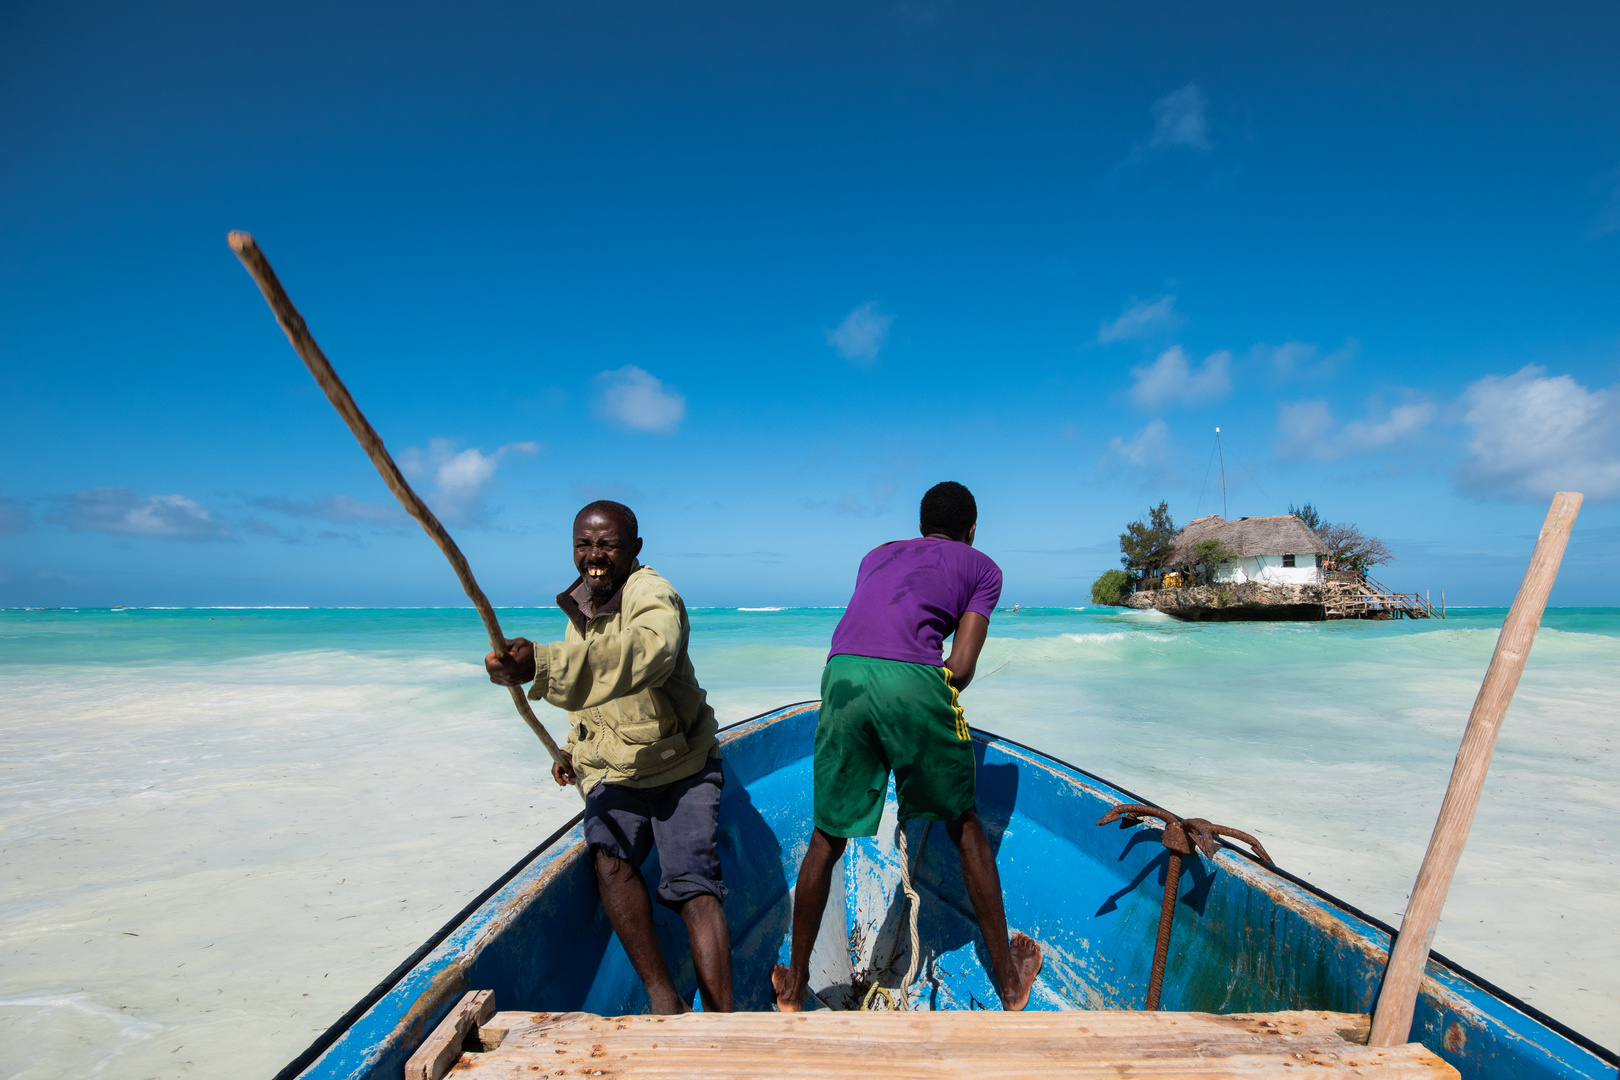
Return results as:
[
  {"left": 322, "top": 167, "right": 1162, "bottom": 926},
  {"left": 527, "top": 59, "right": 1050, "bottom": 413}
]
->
[
  {"left": 404, "top": 990, "right": 495, "bottom": 1080},
  {"left": 448, "top": 1008, "right": 1458, "bottom": 1079}
]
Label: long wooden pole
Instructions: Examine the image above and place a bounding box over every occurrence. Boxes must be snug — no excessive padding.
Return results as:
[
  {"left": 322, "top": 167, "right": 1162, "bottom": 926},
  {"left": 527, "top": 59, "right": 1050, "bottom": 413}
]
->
[
  {"left": 227, "top": 231, "right": 581, "bottom": 801},
  {"left": 1368, "top": 492, "right": 1582, "bottom": 1046}
]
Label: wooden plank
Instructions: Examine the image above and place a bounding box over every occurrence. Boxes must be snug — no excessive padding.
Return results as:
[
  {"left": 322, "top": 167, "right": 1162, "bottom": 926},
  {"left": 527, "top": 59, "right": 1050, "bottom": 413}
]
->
[
  {"left": 444, "top": 1009, "right": 1456, "bottom": 1079},
  {"left": 404, "top": 989, "right": 496, "bottom": 1080}
]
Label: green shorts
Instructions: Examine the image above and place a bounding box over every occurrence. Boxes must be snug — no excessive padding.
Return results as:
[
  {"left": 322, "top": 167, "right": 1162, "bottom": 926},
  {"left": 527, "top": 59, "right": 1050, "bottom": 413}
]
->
[{"left": 813, "top": 654, "right": 977, "bottom": 838}]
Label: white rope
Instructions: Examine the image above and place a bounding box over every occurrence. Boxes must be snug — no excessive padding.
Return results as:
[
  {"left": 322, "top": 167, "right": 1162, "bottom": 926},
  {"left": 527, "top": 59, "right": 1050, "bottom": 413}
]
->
[
  {"left": 896, "top": 825, "right": 922, "bottom": 1007},
  {"left": 862, "top": 822, "right": 924, "bottom": 1010}
]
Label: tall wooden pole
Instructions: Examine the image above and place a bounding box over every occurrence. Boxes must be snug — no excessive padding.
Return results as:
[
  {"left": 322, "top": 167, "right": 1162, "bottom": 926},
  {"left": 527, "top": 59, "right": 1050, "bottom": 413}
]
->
[
  {"left": 227, "top": 232, "right": 582, "bottom": 801},
  {"left": 1368, "top": 492, "right": 1582, "bottom": 1046}
]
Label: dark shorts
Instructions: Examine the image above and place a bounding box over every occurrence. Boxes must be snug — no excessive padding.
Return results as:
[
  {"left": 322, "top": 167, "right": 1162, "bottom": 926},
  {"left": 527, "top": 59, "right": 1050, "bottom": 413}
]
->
[
  {"left": 814, "top": 654, "right": 977, "bottom": 838},
  {"left": 583, "top": 758, "right": 727, "bottom": 909}
]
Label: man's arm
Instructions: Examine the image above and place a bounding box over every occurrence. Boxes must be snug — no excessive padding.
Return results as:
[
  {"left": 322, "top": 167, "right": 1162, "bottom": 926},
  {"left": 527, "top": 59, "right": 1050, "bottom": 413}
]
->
[
  {"left": 484, "top": 585, "right": 683, "bottom": 704},
  {"left": 501, "top": 581, "right": 682, "bottom": 710},
  {"left": 539, "top": 598, "right": 680, "bottom": 709},
  {"left": 943, "top": 611, "right": 990, "bottom": 691}
]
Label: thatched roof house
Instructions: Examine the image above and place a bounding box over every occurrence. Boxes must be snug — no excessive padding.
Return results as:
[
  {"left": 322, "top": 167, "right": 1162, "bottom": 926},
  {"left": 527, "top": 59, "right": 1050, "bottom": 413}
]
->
[{"left": 1165, "top": 514, "right": 1328, "bottom": 585}]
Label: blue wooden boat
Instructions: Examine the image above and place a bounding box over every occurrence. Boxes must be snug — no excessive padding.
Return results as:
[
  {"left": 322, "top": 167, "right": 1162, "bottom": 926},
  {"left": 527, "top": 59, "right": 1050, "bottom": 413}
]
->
[{"left": 275, "top": 703, "right": 1615, "bottom": 1080}]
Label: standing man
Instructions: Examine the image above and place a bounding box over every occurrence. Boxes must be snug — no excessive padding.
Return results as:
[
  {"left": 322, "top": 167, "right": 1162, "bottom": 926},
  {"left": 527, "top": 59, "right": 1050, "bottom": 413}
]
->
[
  {"left": 486, "top": 500, "right": 732, "bottom": 1014},
  {"left": 771, "top": 481, "right": 1042, "bottom": 1011}
]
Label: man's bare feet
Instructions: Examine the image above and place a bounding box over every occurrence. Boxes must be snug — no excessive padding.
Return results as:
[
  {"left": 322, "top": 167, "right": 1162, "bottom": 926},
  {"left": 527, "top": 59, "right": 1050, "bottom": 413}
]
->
[
  {"left": 770, "top": 963, "right": 805, "bottom": 1012},
  {"left": 1001, "top": 932, "right": 1043, "bottom": 1011}
]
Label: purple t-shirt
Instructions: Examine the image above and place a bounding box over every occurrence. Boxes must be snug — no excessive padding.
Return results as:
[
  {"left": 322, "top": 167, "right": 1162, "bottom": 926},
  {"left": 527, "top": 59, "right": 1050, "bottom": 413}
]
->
[{"left": 828, "top": 538, "right": 1003, "bottom": 667}]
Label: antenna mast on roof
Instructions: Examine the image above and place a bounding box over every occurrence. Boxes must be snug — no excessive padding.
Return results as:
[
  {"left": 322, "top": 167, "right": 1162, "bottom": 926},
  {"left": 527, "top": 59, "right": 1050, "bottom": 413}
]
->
[{"left": 1215, "top": 427, "right": 1227, "bottom": 518}]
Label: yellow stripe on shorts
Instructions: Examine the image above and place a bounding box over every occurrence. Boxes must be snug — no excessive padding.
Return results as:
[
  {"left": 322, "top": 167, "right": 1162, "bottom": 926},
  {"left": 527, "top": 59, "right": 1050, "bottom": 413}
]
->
[{"left": 940, "top": 666, "right": 968, "bottom": 742}]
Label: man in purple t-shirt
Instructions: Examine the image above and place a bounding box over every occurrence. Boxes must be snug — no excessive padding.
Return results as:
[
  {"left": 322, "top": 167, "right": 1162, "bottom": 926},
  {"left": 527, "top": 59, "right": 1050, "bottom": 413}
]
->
[{"left": 772, "top": 482, "right": 1042, "bottom": 1011}]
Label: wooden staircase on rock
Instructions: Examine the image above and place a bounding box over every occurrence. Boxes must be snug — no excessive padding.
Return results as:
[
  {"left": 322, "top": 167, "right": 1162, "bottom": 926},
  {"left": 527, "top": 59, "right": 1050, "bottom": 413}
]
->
[{"left": 1322, "top": 573, "right": 1441, "bottom": 620}]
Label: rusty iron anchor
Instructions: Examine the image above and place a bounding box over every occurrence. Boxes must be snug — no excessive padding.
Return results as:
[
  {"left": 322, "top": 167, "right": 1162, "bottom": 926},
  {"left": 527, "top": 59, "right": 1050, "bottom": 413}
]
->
[{"left": 1096, "top": 803, "right": 1273, "bottom": 1010}]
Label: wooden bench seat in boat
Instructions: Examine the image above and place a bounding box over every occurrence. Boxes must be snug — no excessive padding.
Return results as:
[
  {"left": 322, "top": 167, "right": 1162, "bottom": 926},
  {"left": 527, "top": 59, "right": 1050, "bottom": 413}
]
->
[{"left": 419, "top": 1002, "right": 1458, "bottom": 1079}]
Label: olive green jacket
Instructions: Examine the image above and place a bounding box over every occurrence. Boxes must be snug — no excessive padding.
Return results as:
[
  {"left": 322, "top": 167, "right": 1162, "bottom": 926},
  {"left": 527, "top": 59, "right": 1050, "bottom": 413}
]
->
[{"left": 527, "top": 564, "right": 718, "bottom": 794}]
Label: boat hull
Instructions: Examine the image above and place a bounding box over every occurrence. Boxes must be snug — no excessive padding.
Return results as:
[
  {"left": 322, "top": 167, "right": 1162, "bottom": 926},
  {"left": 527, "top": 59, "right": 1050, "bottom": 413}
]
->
[{"left": 287, "top": 703, "right": 1613, "bottom": 1080}]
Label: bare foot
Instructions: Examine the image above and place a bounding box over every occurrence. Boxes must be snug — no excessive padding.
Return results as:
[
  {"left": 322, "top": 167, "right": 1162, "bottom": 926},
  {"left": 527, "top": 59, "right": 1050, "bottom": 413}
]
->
[
  {"left": 770, "top": 964, "right": 805, "bottom": 1012},
  {"left": 1001, "top": 932, "right": 1043, "bottom": 1011},
  {"left": 647, "top": 988, "right": 691, "bottom": 1015}
]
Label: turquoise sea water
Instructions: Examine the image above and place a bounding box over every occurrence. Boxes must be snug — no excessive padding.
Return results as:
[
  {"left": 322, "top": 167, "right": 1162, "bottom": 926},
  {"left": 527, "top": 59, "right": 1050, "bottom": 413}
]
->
[{"left": 2, "top": 605, "right": 1615, "bottom": 1077}]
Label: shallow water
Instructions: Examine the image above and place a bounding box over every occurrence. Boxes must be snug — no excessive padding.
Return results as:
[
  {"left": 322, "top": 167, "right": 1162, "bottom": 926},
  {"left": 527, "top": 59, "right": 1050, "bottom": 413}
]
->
[{"left": 0, "top": 605, "right": 1614, "bottom": 1077}]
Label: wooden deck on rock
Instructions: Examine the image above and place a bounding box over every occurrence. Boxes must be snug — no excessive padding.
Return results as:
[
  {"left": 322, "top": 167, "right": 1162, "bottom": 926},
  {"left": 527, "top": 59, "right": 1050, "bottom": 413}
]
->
[{"left": 440, "top": 1008, "right": 1458, "bottom": 1079}]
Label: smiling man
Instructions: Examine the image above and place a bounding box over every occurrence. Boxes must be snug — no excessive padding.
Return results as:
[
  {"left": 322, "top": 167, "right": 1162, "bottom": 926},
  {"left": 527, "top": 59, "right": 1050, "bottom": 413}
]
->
[{"left": 485, "top": 500, "right": 730, "bottom": 1013}]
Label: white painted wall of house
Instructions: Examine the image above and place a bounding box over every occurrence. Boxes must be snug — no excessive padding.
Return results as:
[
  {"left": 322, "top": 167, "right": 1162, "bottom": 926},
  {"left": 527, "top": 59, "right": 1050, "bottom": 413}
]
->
[{"left": 1210, "top": 553, "right": 1322, "bottom": 585}]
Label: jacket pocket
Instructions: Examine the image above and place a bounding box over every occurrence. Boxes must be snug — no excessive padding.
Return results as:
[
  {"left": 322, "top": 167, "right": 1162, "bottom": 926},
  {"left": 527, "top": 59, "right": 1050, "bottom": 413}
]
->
[
  {"left": 612, "top": 690, "right": 679, "bottom": 744},
  {"left": 595, "top": 690, "right": 686, "bottom": 774},
  {"left": 597, "top": 727, "right": 689, "bottom": 772},
  {"left": 634, "top": 730, "right": 690, "bottom": 772},
  {"left": 570, "top": 716, "right": 606, "bottom": 772}
]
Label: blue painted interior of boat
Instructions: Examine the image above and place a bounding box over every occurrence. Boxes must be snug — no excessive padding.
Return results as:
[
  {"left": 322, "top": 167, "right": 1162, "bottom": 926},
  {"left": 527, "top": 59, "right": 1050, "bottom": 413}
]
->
[{"left": 291, "top": 703, "right": 1615, "bottom": 1080}]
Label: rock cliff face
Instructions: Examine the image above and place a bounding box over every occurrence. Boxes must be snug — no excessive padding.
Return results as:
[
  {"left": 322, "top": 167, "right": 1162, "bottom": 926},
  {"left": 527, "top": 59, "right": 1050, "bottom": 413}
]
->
[{"left": 1124, "top": 582, "right": 1327, "bottom": 622}]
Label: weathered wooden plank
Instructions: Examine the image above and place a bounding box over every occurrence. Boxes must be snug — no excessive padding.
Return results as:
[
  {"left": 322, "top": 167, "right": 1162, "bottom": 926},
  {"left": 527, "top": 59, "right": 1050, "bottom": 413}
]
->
[
  {"left": 403, "top": 989, "right": 496, "bottom": 1080},
  {"left": 445, "top": 1009, "right": 1456, "bottom": 1079}
]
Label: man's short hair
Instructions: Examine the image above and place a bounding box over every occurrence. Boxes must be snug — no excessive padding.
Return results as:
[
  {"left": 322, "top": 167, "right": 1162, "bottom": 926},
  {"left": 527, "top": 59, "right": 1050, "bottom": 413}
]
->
[
  {"left": 576, "top": 500, "right": 639, "bottom": 539},
  {"left": 919, "top": 482, "right": 977, "bottom": 539}
]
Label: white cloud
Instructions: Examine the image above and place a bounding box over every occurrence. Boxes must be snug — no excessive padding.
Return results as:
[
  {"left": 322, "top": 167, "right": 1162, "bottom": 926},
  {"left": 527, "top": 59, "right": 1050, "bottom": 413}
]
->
[
  {"left": 1252, "top": 339, "right": 1361, "bottom": 380},
  {"left": 1455, "top": 366, "right": 1620, "bottom": 501},
  {"left": 254, "top": 494, "right": 404, "bottom": 526},
  {"left": 1271, "top": 342, "right": 1314, "bottom": 373},
  {"left": 1149, "top": 84, "right": 1212, "bottom": 152},
  {"left": 593, "top": 366, "right": 686, "bottom": 434},
  {"left": 1341, "top": 403, "right": 1433, "bottom": 454},
  {"left": 1256, "top": 341, "right": 1317, "bottom": 377},
  {"left": 1276, "top": 397, "right": 1434, "bottom": 461},
  {"left": 1097, "top": 295, "right": 1182, "bottom": 344},
  {"left": 1106, "top": 420, "right": 1179, "bottom": 483},
  {"left": 53, "top": 487, "right": 230, "bottom": 541},
  {"left": 826, "top": 302, "right": 893, "bottom": 364},
  {"left": 399, "top": 438, "right": 540, "bottom": 524},
  {"left": 1129, "top": 346, "right": 1231, "bottom": 409}
]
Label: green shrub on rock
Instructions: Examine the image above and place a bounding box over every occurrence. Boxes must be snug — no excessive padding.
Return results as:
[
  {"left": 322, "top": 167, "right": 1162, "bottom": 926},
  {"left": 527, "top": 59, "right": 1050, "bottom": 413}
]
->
[{"left": 1090, "top": 569, "right": 1133, "bottom": 606}]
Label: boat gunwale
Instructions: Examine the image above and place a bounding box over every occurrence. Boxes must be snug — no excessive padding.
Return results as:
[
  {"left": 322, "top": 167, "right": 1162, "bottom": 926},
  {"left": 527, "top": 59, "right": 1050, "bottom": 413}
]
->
[{"left": 275, "top": 701, "right": 1616, "bottom": 1078}]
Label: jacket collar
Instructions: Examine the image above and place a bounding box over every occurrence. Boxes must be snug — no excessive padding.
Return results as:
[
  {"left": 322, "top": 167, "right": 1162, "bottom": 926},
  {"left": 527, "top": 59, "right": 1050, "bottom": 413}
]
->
[{"left": 556, "top": 561, "right": 640, "bottom": 636}]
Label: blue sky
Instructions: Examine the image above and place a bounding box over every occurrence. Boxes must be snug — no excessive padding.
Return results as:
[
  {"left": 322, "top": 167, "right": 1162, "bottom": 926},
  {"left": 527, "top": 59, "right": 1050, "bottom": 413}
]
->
[{"left": 4, "top": 1, "right": 1620, "bottom": 607}]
